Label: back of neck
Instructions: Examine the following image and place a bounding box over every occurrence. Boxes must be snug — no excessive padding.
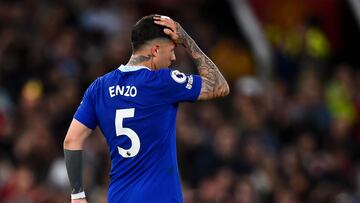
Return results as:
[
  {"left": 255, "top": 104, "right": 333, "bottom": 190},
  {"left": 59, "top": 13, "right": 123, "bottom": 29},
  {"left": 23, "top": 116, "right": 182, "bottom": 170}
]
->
[{"left": 126, "top": 54, "right": 155, "bottom": 70}]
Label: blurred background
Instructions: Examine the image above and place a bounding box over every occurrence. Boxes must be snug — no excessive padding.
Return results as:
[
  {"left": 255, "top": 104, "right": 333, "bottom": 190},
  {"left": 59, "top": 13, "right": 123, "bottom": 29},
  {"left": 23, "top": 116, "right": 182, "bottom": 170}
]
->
[{"left": 0, "top": 0, "right": 360, "bottom": 202}]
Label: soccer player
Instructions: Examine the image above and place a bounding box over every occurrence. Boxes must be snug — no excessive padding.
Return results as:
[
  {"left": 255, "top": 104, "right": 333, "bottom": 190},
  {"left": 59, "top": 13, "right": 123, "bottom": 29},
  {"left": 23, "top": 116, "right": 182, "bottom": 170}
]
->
[{"left": 63, "top": 14, "right": 229, "bottom": 203}]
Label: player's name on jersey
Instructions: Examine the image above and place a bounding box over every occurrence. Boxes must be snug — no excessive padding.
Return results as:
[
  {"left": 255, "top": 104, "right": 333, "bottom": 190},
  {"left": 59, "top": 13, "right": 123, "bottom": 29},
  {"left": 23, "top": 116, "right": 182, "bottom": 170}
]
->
[{"left": 109, "top": 85, "right": 137, "bottom": 98}]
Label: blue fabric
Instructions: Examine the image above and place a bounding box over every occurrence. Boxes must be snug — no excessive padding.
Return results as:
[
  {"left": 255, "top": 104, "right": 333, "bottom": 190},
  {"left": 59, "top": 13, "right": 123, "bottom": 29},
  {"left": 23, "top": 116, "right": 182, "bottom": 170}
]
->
[{"left": 74, "top": 65, "right": 202, "bottom": 203}]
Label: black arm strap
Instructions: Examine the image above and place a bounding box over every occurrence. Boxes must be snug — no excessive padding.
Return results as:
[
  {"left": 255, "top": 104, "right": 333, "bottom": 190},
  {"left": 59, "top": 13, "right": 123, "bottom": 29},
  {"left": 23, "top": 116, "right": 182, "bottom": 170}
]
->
[{"left": 64, "top": 149, "right": 84, "bottom": 194}]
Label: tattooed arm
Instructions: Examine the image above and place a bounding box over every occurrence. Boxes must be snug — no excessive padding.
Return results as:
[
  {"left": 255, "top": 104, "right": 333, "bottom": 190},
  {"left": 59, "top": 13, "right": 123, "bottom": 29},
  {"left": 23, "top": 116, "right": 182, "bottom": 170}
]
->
[
  {"left": 182, "top": 36, "right": 229, "bottom": 100},
  {"left": 154, "top": 15, "right": 230, "bottom": 100}
]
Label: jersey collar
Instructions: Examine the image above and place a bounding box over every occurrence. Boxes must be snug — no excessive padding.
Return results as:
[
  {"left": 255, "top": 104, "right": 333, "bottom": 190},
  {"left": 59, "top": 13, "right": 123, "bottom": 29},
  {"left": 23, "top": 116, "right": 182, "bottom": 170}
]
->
[{"left": 118, "top": 65, "right": 151, "bottom": 72}]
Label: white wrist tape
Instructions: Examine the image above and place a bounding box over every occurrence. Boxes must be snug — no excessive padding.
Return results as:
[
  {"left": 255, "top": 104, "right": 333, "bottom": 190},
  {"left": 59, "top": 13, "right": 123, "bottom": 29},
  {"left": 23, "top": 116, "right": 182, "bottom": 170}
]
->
[{"left": 71, "top": 191, "right": 86, "bottom": 200}]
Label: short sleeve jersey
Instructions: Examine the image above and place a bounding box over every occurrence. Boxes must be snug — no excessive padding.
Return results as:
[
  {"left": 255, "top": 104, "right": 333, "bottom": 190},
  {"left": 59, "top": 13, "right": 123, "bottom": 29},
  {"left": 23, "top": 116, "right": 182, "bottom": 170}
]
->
[{"left": 74, "top": 65, "right": 202, "bottom": 203}]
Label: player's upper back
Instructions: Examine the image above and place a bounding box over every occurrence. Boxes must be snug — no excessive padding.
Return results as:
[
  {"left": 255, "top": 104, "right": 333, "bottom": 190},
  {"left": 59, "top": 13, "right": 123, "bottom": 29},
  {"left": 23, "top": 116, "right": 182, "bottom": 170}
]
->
[
  {"left": 74, "top": 65, "right": 202, "bottom": 156},
  {"left": 99, "top": 65, "right": 201, "bottom": 107},
  {"left": 74, "top": 65, "right": 202, "bottom": 129},
  {"left": 73, "top": 65, "right": 201, "bottom": 201}
]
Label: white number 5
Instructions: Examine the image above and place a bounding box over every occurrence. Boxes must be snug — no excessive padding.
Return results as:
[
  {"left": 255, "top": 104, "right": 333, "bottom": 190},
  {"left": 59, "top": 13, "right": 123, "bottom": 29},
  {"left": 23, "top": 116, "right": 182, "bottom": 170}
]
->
[{"left": 115, "top": 108, "right": 140, "bottom": 158}]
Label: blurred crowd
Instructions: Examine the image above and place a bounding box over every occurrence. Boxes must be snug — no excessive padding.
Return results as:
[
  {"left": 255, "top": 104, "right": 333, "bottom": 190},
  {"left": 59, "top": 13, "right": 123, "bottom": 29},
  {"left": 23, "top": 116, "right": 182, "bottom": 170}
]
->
[{"left": 0, "top": 0, "right": 360, "bottom": 203}]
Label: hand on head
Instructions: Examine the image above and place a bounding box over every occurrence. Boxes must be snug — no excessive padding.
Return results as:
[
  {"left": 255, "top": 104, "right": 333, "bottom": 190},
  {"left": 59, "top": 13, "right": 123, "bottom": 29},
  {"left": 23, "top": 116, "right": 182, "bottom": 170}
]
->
[{"left": 153, "top": 15, "right": 187, "bottom": 45}]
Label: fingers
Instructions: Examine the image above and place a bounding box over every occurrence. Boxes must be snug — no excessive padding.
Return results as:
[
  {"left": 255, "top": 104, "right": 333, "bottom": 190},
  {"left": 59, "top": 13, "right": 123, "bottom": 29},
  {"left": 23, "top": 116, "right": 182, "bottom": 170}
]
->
[
  {"left": 153, "top": 15, "right": 171, "bottom": 21},
  {"left": 163, "top": 28, "right": 177, "bottom": 39},
  {"left": 153, "top": 15, "right": 177, "bottom": 31},
  {"left": 153, "top": 18, "right": 175, "bottom": 30},
  {"left": 163, "top": 28, "right": 173, "bottom": 35},
  {"left": 155, "top": 15, "right": 170, "bottom": 20}
]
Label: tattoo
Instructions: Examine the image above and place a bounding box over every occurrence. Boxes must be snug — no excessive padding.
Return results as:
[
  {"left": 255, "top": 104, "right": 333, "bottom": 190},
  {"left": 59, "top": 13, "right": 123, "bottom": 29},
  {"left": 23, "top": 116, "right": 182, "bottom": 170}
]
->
[
  {"left": 127, "top": 55, "right": 151, "bottom": 66},
  {"left": 175, "top": 23, "right": 187, "bottom": 45},
  {"left": 176, "top": 24, "right": 229, "bottom": 100}
]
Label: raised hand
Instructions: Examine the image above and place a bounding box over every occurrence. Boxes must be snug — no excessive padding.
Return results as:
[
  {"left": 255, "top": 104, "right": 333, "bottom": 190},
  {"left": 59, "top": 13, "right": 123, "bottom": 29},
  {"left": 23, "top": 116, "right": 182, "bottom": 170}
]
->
[
  {"left": 154, "top": 14, "right": 229, "bottom": 100},
  {"left": 153, "top": 15, "right": 188, "bottom": 45}
]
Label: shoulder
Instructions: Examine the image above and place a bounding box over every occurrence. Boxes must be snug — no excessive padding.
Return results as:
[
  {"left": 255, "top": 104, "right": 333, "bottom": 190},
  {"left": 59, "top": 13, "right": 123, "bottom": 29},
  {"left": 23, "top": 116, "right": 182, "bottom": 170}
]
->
[
  {"left": 98, "top": 69, "right": 119, "bottom": 82},
  {"left": 123, "top": 68, "right": 172, "bottom": 85},
  {"left": 152, "top": 68, "right": 199, "bottom": 94},
  {"left": 85, "top": 70, "right": 116, "bottom": 95},
  {"left": 154, "top": 68, "right": 189, "bottom": 84},
  {"left": 91, "top": 69, "right": 120, "bottom": 88}
]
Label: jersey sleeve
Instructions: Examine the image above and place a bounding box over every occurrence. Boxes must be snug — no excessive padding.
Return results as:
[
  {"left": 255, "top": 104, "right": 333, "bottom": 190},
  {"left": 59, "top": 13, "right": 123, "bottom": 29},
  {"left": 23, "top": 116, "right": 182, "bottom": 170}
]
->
[
  {"left": 157, "top": 69, "right": 202, "bottom": 104},
  {"left": 73, "top": 80, "right": 98, "bottom": 130}
]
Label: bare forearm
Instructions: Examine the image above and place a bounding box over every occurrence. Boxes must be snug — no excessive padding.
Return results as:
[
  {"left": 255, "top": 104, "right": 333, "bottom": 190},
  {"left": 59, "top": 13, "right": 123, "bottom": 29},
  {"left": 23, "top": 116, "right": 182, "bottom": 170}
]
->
[
  {"left": 153, "top": 15, "right": 229, "bottom": 99},
  {"left": 183, "top": 35, "right": 229, "bottom": 99}
]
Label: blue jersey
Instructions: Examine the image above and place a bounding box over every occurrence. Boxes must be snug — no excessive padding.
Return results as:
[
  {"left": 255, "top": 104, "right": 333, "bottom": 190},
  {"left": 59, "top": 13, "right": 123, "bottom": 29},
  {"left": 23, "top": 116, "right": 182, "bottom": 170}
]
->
[{"left": 73, "top": 65, "right": 202, "bottom": 203}]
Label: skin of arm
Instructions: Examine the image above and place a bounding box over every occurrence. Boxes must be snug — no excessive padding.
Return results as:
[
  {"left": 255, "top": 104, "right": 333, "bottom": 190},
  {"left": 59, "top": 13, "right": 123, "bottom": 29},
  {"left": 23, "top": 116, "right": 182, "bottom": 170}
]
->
[
  {"left": 153, "top": 15, "right": 230, "bottom": 100},
  {"left": 64, "top": 119, "right": 92, "bottom": 150},
  {"left": 63, "top": 119, "right": 92, "bottom": 203}
]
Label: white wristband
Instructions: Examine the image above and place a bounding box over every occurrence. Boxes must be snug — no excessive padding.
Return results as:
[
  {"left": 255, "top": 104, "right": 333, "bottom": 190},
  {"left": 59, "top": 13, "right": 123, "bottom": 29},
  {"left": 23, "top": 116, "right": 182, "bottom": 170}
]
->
[{"left": 71, "top": 191, "right": 86, "bottom": 200}]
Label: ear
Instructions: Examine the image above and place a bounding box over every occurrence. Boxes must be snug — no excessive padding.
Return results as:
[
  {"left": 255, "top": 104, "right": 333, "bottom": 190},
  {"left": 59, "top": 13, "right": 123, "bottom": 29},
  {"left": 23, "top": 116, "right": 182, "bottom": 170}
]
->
[{"left": 150, "top": 45, "right": 160, "bottom": 57}]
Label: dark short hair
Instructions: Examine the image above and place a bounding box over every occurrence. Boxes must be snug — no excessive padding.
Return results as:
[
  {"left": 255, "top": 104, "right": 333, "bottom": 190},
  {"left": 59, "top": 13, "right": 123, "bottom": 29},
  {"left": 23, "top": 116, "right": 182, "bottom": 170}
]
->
[{"left": 131, "top": 14, "right": 172, "bottom": 52}]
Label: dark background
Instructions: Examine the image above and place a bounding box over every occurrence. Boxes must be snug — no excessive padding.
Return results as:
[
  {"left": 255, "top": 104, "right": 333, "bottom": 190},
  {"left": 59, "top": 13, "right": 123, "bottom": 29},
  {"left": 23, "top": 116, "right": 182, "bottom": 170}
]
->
[{"left": 0, "top": 0, "right": 360, "bottom": 202}]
